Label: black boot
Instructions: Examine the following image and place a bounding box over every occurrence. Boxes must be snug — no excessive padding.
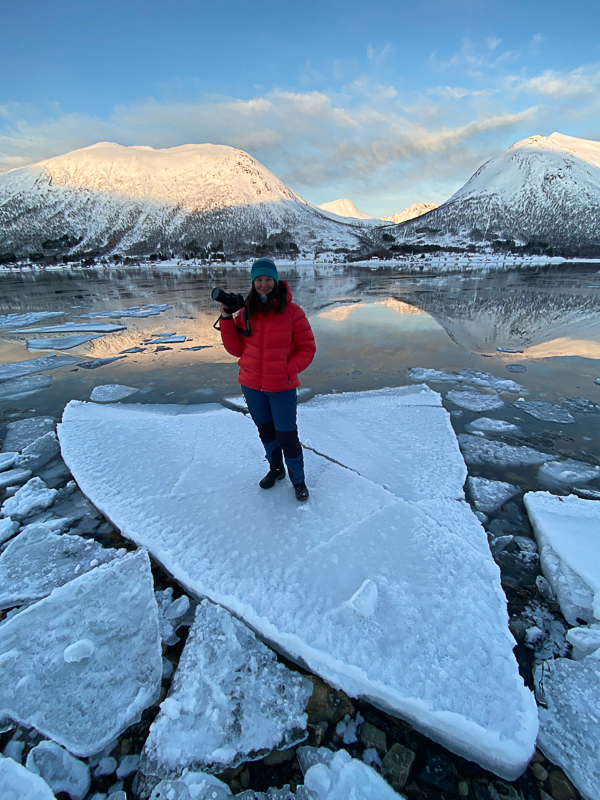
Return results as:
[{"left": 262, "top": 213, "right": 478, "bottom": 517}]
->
[
  {"left": 259, "top": 448, "right": 286, "bottom": 489},
  {"left": 293, "top": 481, "right": 309, "bottom": 501}
]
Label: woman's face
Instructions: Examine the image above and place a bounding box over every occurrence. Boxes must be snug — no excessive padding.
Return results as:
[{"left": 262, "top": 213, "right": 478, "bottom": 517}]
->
[{"left": 254, "top": 275, "right": 275, "bottom": 294}]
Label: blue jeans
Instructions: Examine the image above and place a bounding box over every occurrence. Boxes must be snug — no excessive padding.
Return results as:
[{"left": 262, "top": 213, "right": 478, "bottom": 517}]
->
[{"left": 241, "top": 385, "right": 305, "bottom": 484}]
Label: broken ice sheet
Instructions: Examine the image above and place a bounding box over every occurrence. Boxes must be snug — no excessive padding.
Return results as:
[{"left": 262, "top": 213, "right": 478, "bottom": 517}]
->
[
  {"left": 0, "top": 549, "right": 162, "bottom": 756},
  {"left": 537, "top": 459, "right": 600, "bottom": 492},
  {"left": 27, "top": 335, "right": 104, "bottom": 351},
  {"left": 141, "top": 600, "right": 312, "bottom": 777},
  {"left": 0, "top": 375, "right": 52, "bottom": 400},
  {"left": 447, "top": 390, "right": 504, "bottom": 412},
  {"left": 467, "top": 477, "right": 520, "bottom": 514},
  {"left": 0, "top": 355, "right": 82, "bottom": 381},
  {"left": 1, "top": 477, "right": 58, "bottom": 520},
  {"left": 458, "top": 434, "right": 558, "bottom": 467},
  {"left": 17, "top": 431, "right": 61, "bottom": 471},
  {"left": 465, "top": 417, "right": 519, "bottom": 433},
  {"left": 513, "top": 399, "right": 574, "bottom": 424},
  {"left": 26, "top": 740, "right": 90, "bottom": 800},
  {"left": 300, "top": 748, "right": 399, "bottom": 799},
  {"left": 90, "top": 385, "right": 139, "bottom": 402},
  {"left": 0, "top": 524, "right": 121, "bottom": 609},
  {"left": 0, "top": 755, "right": 57, "bottom": 799},
  {"left": 12, "top": 323, "right": 126, "bottom": 334},
  {"left": 0, "top": 311, "right": 65, "bottom": 330},
  {"left": 2, "top": 417, "right": 56, "bottom": 452}
]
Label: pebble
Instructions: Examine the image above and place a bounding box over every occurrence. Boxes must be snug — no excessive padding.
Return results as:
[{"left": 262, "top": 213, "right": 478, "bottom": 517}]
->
[
  {"left": 531, "top": 762, "right": 549, "bottom": 782},
  {"left": 358, "top": 722, "right": 387, "bottom": 756},
  {"left": 381, "top": 742, "right": 415, "bottom": 790}
]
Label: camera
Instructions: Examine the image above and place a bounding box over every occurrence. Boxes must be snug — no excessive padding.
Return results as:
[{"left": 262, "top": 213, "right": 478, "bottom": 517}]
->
[{"left": 211, "top": 287, "right": 245, "bottom": 315}]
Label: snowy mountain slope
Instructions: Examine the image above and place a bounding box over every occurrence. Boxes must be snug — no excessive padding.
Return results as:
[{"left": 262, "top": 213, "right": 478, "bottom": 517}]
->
[
  {"left": 318, "top": 198, "right": 373, "bottom": 219},
  {"left": 0, "top": 143, "right": 369, "bottom": 258},
  {"left": 386, "top": 133, "right": 600, "bottom": 255},
  {"left": 380, "top": 203, "right": 438, "bottom": 223}
]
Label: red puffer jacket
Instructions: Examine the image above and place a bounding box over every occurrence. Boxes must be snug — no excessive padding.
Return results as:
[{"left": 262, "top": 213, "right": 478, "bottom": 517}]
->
[{"left": 220, "top": 283, "right": 316, "bottom": 392}]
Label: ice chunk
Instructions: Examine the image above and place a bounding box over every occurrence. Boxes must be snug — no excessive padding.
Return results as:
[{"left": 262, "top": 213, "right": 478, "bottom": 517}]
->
[
  {"left": 155, "top": 589, "right": 194, "bottom": 646},
  {"left": 0, "top": 518, "right": 19, "bottom": 546},
  {"left": 17, "top": 432, "right": 61, "bottom": 471},
  {"left": 561, "top": 396, "right": 600, "bottom": 415},
  {"left": 513, "top": 399, "right": 574, "bottom": 424},
  {"left": 90, "top": 385, "right": 139, "bottom": 402},
  {"left": 457, "top": 369, "right": 523, "bottom": 393},
  {"left": 0, "top": 355, "right": 82, "bottom": 381},
  {"left": 58, "top": 397, "right": 537, "bottom": 779},
  {"left": 149, "top": 772, "right": 232, "bottom": 800},
  {"left": 447, "top": 390, "right": 504, "bottom": 412},
  {"left": 13, "top": 323, "right": 126, "bottom": 334},
  {"left": 0, "top": 755, "right": 57, "bottom": 799},
  {"left": 145, "top": 336, "right": 186, "bottom": 344},
  {"left": 0, "top": 549, "right": 162, "bottom": 755},
  {"left": 467, "top": 477, "right": 520, "bottom": 514},
  {"left": 64, "top": 639, "right": 95, "bottom": 662},
  {"left": 566, "top": 625, "right": 600, "bottom": 659},
  {"left": 1, "top": 478, "right": 58, "bottom": 520},
  {"left": 346, "top": 580, "right": 378, "bottom": 617},
  {"left": 0, "top": 524, "right": 120, "bottom": 608},
  {"left": 2, "top": 417, "right": 56, "bottom": 452},
  {"left": 0, "top": 469, "right": 32, "bottom": 490},
  {"left": 0, "top": 311, "right": 64, "bottom": 329},
  {"left": 0, "top": 453, "right": 18, "bottom": 471},
  {"left": 524, "top": 492, "right": 600, "bottom": 624},
  {"left": 506, "top": 364, "right": 526, "bottom": 373},
  {"left": 26, "top": 741, "right": 90, "bottom": 800},
  {"left": 535, "top": 655, "right": 600, "bottom": 800},
  {"left": 537, "top": 459, "right": 600, "bottom": 492},
  {"left": 408, "top": 367, "right": 461, "bottom": 382},
  {"left": 465, "top": 417, "right": 519, "bottom": 433},
  {"left": 458, "top": 434, "right": 557, "bottom": 467},
  {"left": 303, "top": 748, "right": 399, "bottom": 799},
  {"left": 141, "top": 600, "right": 312, "bottom": 777},
  {"left": 80, "top": 357, "right": 126, "bottom": 370},
  {"left": 0, "top": 375, "right": 52, "bottom": 400},
  {"left": 497, "top": 347, "right": 523, "bottom": 353},
  {"left": 116, "top": 754, "right": 139, "bottom": 778},
  {"left": 28, "top": 335, "right": 104, "bottom": 351}
]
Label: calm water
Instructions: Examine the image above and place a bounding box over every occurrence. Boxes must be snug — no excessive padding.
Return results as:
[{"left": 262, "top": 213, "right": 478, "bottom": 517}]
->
[{"left": 1, "top": 262, "right": 599, "bottom": 493}]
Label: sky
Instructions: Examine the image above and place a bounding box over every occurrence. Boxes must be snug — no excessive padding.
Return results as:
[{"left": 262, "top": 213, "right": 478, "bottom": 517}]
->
[{"left": 2, "top": 0, "right": 600, "bottom": 216}]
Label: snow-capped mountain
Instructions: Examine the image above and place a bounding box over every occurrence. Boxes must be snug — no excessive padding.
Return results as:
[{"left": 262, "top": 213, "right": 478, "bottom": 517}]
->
[
  {"left": 0, "top": 143, "right": 368, "bottom": 259},
  {"left": 380, "top": 203, "right": 438, "bottom": 224},
  {"left": 385, "top": 133, "right": 600, "bottom": 255},
  {"left": 317, "top": 198, "right": 373, "bottom": 220}
]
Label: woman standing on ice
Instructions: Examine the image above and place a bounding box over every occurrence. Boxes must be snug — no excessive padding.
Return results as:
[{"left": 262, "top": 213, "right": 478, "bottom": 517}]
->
[{"left": 219, "top": 258, "right": 316, "bottom": 501}]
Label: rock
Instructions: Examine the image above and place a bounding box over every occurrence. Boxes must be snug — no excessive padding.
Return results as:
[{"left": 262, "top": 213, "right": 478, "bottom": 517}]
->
[
  {"left": 26, "top": 740, "right": 91, "bottom": 800},
  {"left": 306, "top": 724, "right": 326, "bottom": 747},
  {"left": 531, "top": 762, "right": 549, "bottom": 782},
  {"left": 417, "top": 754, "right": 458, "bottom": 794},
  {"left": 262, "top": 748, "right": 295, "bottom": 766},
  {"left": 459, "top": 780, "right": 470, "bottom": 797},
  {"left": 358, "top": 722, "right": 386, "bottom": 756},
  {"left": 381, "top": 743, "right": 415, "bottom": 790},
  {"left": 547, "top": 770, "right": 577, "bottom": 800},
  {"left": 304, "top": 675, "right": 355, "bottom": 726}
]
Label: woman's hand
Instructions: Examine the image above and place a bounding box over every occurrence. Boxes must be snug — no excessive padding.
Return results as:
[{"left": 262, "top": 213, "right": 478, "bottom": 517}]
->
[{"left": 220, "top": 303, "right": 233, "bottom": 319}]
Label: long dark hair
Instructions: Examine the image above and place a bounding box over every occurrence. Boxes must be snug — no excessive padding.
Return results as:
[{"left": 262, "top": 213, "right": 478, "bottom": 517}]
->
[{"left": 246, "top": 279, "right": 288, "bottom": 316}]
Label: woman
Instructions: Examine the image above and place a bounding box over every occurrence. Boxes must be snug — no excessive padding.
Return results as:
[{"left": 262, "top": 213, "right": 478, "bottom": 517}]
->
[{"left": 219, "top": 258, "right": 316, "bottom": 501}]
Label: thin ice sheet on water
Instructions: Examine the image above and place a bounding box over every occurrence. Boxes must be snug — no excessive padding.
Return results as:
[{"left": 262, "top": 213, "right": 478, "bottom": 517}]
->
[
  {"left": 27, "top": 335, "right": 104, "bottom": 351},
  {"left": 457, "top": 369, "right": 523, "bottom": 394},
  {"left": 17, "top": 431, "right": 61, "bottom": 471},
  {"left": 458, "top": 434, "right": 557, "bottom": 468},
  {"left": 0, "top": 311, "right": 64, "bottom": 330},
  {"left": 465, "top": 417, "right": 519, "bottom": 433},
  {"left": 0, "top": 375, "right": 51, "bottom": 400},
  {"left": 513, "top": 399, "right": 574, "bottom": 424},
  {"left": 467, "top": 477, "right": 520, "bottom": 514},
  {"left": 58, "top": 391, "right": 537, "bottom": 779},
  {"left": 408, "top": 367, "right": 461, "bottom": 383},
  {"left": 0, "top": 524, "right": 120, "bottom": 609},
  {"left": 534, "top": 655, "right": 600, "bottom": 800},
  {"left": 90, "top": 385, "right": 139, "bottom": 402},
  {"left": 0, "top": 355, "right": 81, "bottom": 382},
  {"left": 12, "top": 323, "right": 126, "bottom": 334},
  {"left": 524, "top": 492, "right": 600, "bottom": 625},
  {"left": 142, "top": 600, "right": 312, "bottom": 778},
  {"left": 537, "top": 459, "right": 600, "bottom": 492},
  {"left": 446, "top": 390, "right": 504, "bottom": 413},
  {"left": 0, "top": 549, "right": 162, "bottom": 756},
  {"left": 0, "top": 755, "right": 57, "bottom": 799}
]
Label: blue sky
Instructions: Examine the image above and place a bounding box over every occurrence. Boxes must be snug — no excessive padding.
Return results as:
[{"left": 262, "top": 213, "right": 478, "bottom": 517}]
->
[{"left": 2, "top": 0, "right": 600, "bottom": 215}]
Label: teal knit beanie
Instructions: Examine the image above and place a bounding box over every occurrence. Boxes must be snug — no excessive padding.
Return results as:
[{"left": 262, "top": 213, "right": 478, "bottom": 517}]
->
[{"left": 251, "top": 258, "right": 278, "bottom": 284}]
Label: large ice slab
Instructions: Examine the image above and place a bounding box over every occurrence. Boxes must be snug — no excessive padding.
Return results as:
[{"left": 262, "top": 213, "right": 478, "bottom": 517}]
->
[
  {"left": 13, "top": 323, "right": 126, "bottom": 333},
  {"left": 524, "top": 492, "right": 600, "bottom": 624},
  {"left": 0, "top": 311, "right": 64, "bottom": 330},
  {"left": 0, "top": 355, "right": 82, "bottom": 381},
  {"left": 0, "top": 375, "right": 52, "bottom": 400},
  {"left": 58, "top": 395, "right": 537, "bottom": 779},
  {"left": 0, "top": 755, "right": 57, "bottom": 799},
  {"left": 28, "top": 334, "right": 104, "bottom": 351},
  {"left": 142, "top": 600, "right": 312, "bottom": 777},
  {"left": 535, "top": 655, "right": 600, "bottom": 800},
  {"left": 0, "top": 549, "right": 162, "bottom": 756}
]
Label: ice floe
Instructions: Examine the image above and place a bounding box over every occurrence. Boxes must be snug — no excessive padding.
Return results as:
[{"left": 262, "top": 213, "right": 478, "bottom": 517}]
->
[
  {"left": 300, "top": 748, "right": 400, "bottom": 799},
  {"left": 566, "top": 624, "right": 600, "bottom": 659},
  {"left": 27, "top": 335, "right": 104, "bottom": 351},
  {"left": 145, "top": 335, "right": 186, "bottom": 344},
  {"left": 0, "top": 518, "right": 19, "bottom": 545},
  {"left": 0, "top": 549, "right": 162, "bottom": 756},
  {"left": 506, "top": 364, "right": 526, "bottom": 373},
  {"left": 513, "top": 399, "right": 574, "bottom": 424},
  {"left": 446, "top": 390, "right": 504, "bottom": 412},
  {"left": 141, "top": 600, "right": 312, "bottom": 779},
  {"left": 17, "top": 432, "right": 61, "bottom": 471},
  {"left": 80, "top": 356, "right": 126, "bottom": 370},
  {"left": 0, "top": 311, "right": 64, "bottom": 330},
  {"left": 537, "top": 458, "right": 600, "bottom": 492},
  {"left": 409, "top": 368, "right": 523, "bottom": 394},
  {"left": 58, "top": 390, "right": 538, "bottom": 779},
  {"left": 458, "top": 434, "right": 557, "bottom": 467},
  {"left": 2, "top": 417, "right": 56, "bottom": 452},
  {"left": 561, "top": 396, "right": 600, "bottom": 415},
  {"left": 467, "top": 477, "right": 520, "bottom": 514},
  {"left": 1, "top": 478, "right": 58, "bottom": 520},
  {"left": 465, "top": 417, "right": 519, "bottom": 433},
  {"left": 90, "top": 385, "right": 139, "bottom": 402},
  {"left": 12, "top": 323, "right": 126, "bottom": 334},
  {"left": 0, "top": 755, "right": 57, "bottom": 799},
  {"left": 0, "top": 355, "right": 81, "bottom": 381},
  {"left": 535, "top": 655, "right": 600, "bottom": 800},
  {"left": 407, "top": 368, "right": 460, "bottom": 382},
  {"left": 0, "top": 524, "right": 121, "bottom": 608},
  {"left": 0, "top": 469, "right": 31, "bottom": 490},
  {"left": 78, "top": 304, "right": 172, "bottom": 319},
  {"left": 26, "top": 741, "right": 90, "bottom": 800},
  {"left": 0, "top": 375, "right": 52, "bottom": 400},
  {"left": 524, "top": 492, "right": 600, "bottom": 625}
]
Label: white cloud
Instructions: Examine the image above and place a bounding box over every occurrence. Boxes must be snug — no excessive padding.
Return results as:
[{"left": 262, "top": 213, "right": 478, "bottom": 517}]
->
[{"left": 367, "top": 43, "right": 394, "bottom": 63}]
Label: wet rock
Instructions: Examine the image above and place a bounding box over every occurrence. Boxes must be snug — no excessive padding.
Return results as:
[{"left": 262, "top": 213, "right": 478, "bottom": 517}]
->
[
  {"left": 381, "top": 742, "right": 415, "bottom": 791},
  {"left": 459, "top": 780, "right": 470, "bottom": 796},
  {"left": 547, "top": 770, "right": 577, "bottom": 800},
  {"left": 531, "top": 762, "right": 548, "bottom": 782},
  {"left": 472, "top": 779, "right": 523, "bottom": 800},
  {"left": 417, "top": 754, "right": 458, "bottom": 794},
  {"left": 358, "top": 722, "right": 386, "bottom": 756},
  {"left": 304, "top": 675, "right": 355, "bottom": 726}
]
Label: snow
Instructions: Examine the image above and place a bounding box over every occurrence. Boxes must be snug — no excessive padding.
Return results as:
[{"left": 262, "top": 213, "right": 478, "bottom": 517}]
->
[
  {"left": 467, "top": 477, "right": 520, "bottom": 514},
  {"left": 0, "top": 549, "right": 162, "bottom": 756},
  {"left": 141, "top": 600, "right": 312, "bottom": 777},
  {"left": 380, "top": 202, "right": 438, "bottom": 223},
  {"left": 301, "top": 748, "right": 399, "bottom": 799},
  {"left": 524, "top": 492, "right": 600, "bottom": 625},
  {"left": 537, "top": 458, "right": 600, "bottom": 491},
  {"left": 90, "top": 385, "right": 139, "bottom": 402},
  {"left": 513, "top": 399, "right": 574, "bottom": 424},
  {"left": 26, "top": 741, "right": 90, "bottom": 800},
  {"left": 535, "top": 654, "right": 600, "bottom": 800},
  {"left": 0, "top": 755, "right": 57, "bottom": 800},
  {"left": 0, "top": 375, "right": 52, "bottom": 400},
  {"left": 28, "top": 335, "right": 104, "bottom": 351},
  {"left": 0, "top": 311, "right": 64, "bottom": 329},
  {"left": 2, "top": 417, "right": 56, "bottom": 452},
  {"left": 0, "top": 524, "right": 120, "bottom": 608},
  {"left": 0, "top": 355, "right": 81, "bottom": 381},
  {"left": 447, "top": 390, "right": 504, "bottom": 412},
  {"left": 317, "top": 199, "right": 373, "bottom": 220},
  {"left": 58, "top": 390, "right": 538, "bottom": 779},
  {"left": 13, "top": 323, "right": 126, "bottom": 334},
  {"left": 458, "top": 434, "right": 557, "bottom": 467},
  {"left": 1, "top": 477, "right": 57, "bottom": 520},
  {"left": 465, "top": 417, "right": 519, "bottom": 433}
]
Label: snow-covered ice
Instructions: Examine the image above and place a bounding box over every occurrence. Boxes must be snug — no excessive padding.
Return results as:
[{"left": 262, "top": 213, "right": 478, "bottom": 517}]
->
[
  {"left": 300, "top": 747, "right": 399, "bottom": 799},
  {"left": 2, "top": 417, "right": 56, "bottom": 452},
  {"left": 155, "top": 588, "right": 194, "bottom": 646},
  {"left": 561, "top": 396, "right": 600, "bottom": 415},
  {"left": 28, "top": 335, "right": 104, "bottom": 351},
  {"left": 0, "top": 518, "right": 19, "bottom": 545},
  {"left": 0, "top": 549, "right": 162, "bottom": 755},
  {"left": 13, "top": 323, "right": 126, "bottom": 334},
  {"left": 513, "top": 399, "right": 574, "bottom": 424},
  {"left": 447, "top": 390, "right": 504, "bottom": 412},
  {"left": 149, "top": 772, "right": 235, "bottom": 800},
  {"left": 408, "top": 368, "right": 523, "bottom": 393},
  {"left": 145, "top": 335, "right": 186, "bottom": 344},
  {"left": 407, "top": 367, "right": 461, "bottom": 383},
  {"left": 58, "top": 390, "right": 538, "bottom": 779},
  {"left": 524, "top": 492, "right": 600, "bottom": 624},
  {"left": 458, "top": 434, "right": 557, "bottom": 467},
  {"left": 90, "top": 385, "right": 139, "bottom": 402},
  {"left": 537, "top": 458, "right": 600, "bottom": 491},
  {"left": 0, "top": 355, "right": 81, "bottom": 381},
  {"left": 1, "top": 478, "right": 57, "bottom": 520},
  {"left": 0, "top": 469, "right": 31, "bottom": 490},
  {"left": 467, "top": 477, "right": 520, "bottom": 514},
  {"left": 535, "top": 655, "right": 600, "bottom": 800},
  {"left": 0, "top": 453, "right": 17, "bottom": 471},
  {"left": 0, "top": 524, "right": 120, "bottom": 608},
  {"left": 141, "top": 600, "right": 312, "bottom": 778},
  {"left": 26, "top": 741, "right": 90, "bottom": 800},
  {"left": 566, "top": 625, "right": 600, "bottom": 659},
  {"left": 0, "top": 755, "right": 57, "bottom": 799},
  {"left": 465, "top": 417, "right": 519, "bottom": 433},
  {"left": 17, "top": 431, "right": 61, "bottom": 471},
  {"left": 0, "top": 375, "right": 51, "bottom": 400},
  {"left": 0, "top": 311, "right": 64, "bottom": 329}
]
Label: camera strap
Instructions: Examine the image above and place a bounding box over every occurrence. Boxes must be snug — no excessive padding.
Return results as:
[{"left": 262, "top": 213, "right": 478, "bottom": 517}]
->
[{"left": 213, "top": 307, "right": 252, "bottom": 336}]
